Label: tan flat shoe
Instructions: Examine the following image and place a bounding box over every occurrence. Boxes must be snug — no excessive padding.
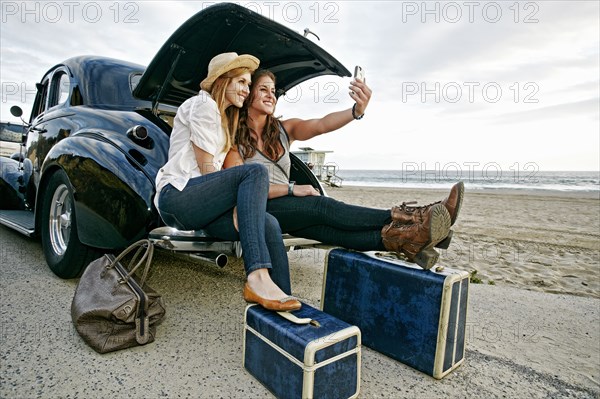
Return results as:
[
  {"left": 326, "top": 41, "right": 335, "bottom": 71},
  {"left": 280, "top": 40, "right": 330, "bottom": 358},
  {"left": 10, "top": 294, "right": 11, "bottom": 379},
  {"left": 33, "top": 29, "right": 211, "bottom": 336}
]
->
[{"left": 243, "top": 283, "right": 301, "bottom": 311}]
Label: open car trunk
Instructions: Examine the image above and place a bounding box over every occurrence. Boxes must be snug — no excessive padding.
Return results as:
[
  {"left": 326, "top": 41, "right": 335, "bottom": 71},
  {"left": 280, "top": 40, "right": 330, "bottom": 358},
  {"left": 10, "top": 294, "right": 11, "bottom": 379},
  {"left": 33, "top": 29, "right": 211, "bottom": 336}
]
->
[
  {"left": 142, "top": 3, "right": 346, "bottom": 263},
  {"left": 133, "top": 3, "right": 351, "bottom": 109}
]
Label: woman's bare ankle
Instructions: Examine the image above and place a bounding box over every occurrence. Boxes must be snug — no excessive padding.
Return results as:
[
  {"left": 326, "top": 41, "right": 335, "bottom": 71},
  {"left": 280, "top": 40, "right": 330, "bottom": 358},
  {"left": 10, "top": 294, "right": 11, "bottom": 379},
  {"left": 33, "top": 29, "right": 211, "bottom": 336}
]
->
[{"left": 247, "top": 269, "right": 287, "bottom": 300}]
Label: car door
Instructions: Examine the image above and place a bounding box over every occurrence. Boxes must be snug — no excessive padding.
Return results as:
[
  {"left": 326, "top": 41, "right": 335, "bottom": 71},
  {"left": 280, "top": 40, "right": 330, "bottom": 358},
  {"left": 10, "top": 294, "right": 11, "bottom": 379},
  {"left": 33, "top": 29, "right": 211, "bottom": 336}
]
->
[{"left": 27, "top": 67, "right": 76, "bottom": 191}]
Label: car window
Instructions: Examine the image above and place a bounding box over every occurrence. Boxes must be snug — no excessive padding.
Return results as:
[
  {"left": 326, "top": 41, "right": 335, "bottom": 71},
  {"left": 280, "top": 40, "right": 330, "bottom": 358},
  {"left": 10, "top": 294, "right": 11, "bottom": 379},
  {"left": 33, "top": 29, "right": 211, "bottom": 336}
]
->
[
  {"left": 49, "top": 71, "right": 70, "bottom": 108},
  {"left": 30, "top": 80, "right": 49, "bottom": 122},
  {"left": 57, "top": 73, "right": 70, "bottom": 104},
  {"left": 70, "top": 86, "right": 83, "bottom": 106},
  {"left": 130, "top": 73, "right": 142, "bottom": 92}
]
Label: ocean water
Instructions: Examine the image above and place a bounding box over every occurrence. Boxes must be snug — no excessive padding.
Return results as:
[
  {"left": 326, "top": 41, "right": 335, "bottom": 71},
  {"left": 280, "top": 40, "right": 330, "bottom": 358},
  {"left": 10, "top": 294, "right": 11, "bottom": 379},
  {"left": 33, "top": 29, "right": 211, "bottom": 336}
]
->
[{"left": 334, "top": 169, "right": 600, "bottom": 193}]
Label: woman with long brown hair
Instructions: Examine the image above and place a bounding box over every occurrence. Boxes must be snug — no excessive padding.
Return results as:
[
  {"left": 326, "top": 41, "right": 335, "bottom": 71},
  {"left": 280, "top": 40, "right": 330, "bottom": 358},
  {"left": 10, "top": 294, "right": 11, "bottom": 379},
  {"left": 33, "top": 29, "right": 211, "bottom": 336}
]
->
[{"left": 227, "top": 69, "right": 463, "bottom": 270}]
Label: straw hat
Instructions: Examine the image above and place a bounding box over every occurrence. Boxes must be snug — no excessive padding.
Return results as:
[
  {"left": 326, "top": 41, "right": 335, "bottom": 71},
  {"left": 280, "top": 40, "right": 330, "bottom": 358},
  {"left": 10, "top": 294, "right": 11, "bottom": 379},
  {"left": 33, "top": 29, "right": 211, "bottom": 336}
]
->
[{"left": 200, "top": 52, "right": 260, "bottom": 92}]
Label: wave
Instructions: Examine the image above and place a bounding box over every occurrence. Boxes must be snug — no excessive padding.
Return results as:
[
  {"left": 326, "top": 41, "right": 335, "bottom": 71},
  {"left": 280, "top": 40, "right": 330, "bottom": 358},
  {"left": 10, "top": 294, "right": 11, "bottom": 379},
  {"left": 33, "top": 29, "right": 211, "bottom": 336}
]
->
[{"left": 336, "top": 170, "right": 600, "bottom": 192}]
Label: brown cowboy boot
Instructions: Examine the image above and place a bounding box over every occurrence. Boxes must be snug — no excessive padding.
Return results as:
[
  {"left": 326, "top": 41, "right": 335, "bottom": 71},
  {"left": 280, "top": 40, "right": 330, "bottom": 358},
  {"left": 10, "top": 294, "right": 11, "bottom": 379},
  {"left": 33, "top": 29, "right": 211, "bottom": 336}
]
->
[
  {"left": 390, "top": 181, "right": 464, "bottom": 249},
  {"left": 382, "top": 203, "right": 451, "bottom": 270}
]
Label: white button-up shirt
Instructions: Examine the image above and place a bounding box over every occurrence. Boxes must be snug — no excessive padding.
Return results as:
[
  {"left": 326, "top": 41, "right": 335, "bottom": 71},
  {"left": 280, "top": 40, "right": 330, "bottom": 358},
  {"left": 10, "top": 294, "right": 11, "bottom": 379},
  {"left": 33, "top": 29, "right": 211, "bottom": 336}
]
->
[{"left": 154, "top": 91, "right": 228, "bottom": 209}]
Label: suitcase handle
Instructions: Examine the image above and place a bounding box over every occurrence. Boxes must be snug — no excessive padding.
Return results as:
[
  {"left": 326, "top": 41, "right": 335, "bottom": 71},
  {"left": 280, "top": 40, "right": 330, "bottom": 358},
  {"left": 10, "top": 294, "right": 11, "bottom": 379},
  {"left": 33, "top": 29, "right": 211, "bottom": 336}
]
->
[{"left": 277, "top": 311, "right": 320, "bottom": 327}]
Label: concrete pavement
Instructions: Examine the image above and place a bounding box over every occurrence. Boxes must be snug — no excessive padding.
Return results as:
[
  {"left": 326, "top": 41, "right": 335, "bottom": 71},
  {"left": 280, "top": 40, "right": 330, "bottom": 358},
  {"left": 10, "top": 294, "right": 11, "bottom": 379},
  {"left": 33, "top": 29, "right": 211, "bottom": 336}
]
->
[{"left": 1, "top": 226, "right": 598, "bottom": 398}]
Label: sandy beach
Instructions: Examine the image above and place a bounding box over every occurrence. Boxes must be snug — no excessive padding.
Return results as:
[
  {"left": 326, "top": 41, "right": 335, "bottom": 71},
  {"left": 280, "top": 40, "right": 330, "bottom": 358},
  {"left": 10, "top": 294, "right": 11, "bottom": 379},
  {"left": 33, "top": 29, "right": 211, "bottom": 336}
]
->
[
  {"left": 327, "top": 185, "right": 600, "bottom": 299},
  {"left": 1, "top": 185, "right": 599, "bottom": 398}
]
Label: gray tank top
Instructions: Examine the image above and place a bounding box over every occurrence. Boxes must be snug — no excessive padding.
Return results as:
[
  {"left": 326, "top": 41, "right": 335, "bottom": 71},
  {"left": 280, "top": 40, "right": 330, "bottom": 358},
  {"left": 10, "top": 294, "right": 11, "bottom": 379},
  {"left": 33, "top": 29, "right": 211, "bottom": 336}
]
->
[{"left": 240, "top": 123, "right": 291, "bottom": 185}]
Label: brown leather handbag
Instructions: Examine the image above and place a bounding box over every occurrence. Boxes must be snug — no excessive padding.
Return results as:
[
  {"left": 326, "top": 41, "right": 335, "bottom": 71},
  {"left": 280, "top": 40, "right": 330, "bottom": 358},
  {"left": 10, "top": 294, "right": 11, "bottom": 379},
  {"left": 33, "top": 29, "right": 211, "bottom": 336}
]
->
[{"left": 71, "top": 239, "right": 166, "bottom": 353}]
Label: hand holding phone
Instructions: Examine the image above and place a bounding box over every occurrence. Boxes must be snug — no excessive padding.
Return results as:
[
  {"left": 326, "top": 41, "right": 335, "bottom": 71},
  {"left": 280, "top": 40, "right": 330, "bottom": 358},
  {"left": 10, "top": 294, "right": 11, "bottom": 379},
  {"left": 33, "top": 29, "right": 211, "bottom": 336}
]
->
[
  {"left": 351, "top": 66, "right": 365, "bottom": 96},
  {"left": 354, "top": 66, "right": 365, "bottom": 82},
  {"left": 351, "top": 66, "right": 370, "bottom": 119}
]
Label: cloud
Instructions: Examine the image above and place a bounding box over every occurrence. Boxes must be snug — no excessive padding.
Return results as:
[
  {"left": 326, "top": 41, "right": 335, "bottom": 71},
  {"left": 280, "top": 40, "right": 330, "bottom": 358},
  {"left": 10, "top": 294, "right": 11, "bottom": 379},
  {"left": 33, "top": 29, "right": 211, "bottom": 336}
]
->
[
  {"left": 492, "top": 98, "right": 600, "bottom": 125},
  {"left": 1, "top": 0, "right": 599, "bottom": 170}
]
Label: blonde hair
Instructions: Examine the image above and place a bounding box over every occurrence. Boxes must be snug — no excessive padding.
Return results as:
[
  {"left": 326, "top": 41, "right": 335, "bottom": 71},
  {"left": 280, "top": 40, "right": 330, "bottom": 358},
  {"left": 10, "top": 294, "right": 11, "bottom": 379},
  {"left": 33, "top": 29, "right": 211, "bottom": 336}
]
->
[{"left": 208, "top": 67, "right": 252, "bottom": 152}]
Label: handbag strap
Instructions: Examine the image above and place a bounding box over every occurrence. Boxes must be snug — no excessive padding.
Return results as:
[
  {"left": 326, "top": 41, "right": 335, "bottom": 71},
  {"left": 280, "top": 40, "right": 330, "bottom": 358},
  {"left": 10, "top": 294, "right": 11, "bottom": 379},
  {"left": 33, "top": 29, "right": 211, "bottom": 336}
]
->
[
  {"left": 129, "top": 242, "right": 154, "bottom": 286},
  {"left": 126, "top": 244, "right": 154, "bottom": 285},
  {"left": 109, "top": 239, "right": 154, "bottom": 286}
]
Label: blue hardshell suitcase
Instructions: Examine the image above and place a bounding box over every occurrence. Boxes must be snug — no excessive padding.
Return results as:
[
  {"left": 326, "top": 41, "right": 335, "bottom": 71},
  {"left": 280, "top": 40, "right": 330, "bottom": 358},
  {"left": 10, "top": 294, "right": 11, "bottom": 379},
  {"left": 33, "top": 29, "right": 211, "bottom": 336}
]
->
[
  {"left": 321, "top": 249, "right": 469, "bottom": 379},
  {"left": 243, "top": 302, "right": 361, "bottom": 399}
]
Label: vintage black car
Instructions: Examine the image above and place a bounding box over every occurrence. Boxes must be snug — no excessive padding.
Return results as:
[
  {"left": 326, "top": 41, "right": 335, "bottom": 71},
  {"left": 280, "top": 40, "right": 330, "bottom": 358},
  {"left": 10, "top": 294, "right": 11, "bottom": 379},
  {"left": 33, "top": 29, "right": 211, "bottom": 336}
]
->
[{"left": 0, "top": 3, "right": 350, "bottom": 278}]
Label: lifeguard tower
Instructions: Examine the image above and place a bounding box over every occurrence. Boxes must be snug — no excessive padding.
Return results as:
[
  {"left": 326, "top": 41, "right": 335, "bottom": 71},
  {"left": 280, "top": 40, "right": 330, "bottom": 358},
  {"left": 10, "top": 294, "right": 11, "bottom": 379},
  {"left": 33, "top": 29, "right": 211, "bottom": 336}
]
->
[{"left": 291, "top": 147, "right": 343, "bottom": 187}]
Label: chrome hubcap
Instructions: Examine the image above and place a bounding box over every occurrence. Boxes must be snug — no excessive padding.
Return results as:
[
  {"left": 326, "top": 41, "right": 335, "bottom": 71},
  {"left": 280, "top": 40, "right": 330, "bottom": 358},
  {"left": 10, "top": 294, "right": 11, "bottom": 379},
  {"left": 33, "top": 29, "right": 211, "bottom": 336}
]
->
[{"left": 49, "top": 184, "right": 71, "bottom": 256}]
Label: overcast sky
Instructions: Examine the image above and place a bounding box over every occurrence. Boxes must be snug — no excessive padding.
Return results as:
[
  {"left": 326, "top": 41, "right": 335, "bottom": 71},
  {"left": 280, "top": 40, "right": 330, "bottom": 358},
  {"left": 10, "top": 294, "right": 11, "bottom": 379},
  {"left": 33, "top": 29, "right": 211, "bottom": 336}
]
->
[{"left": 1, "top": 1, "right": 598, "bottom": 171}]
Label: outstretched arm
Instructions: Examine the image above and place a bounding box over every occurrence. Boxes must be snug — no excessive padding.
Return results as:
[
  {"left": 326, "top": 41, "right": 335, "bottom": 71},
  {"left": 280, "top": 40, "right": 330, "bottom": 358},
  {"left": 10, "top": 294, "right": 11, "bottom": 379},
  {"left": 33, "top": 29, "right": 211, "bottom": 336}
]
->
[{"left": 282, "top": 78, "right": 372, "bottom": 143}]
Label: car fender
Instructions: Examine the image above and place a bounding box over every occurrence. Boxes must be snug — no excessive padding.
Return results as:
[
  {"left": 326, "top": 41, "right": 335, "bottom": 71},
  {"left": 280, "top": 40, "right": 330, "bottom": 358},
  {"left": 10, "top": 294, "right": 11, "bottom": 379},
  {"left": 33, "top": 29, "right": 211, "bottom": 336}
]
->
[
  {"left": 0, "top": 157, "right": 26, "bottom": 209},
  {"left": 39, "top": 133, "right": 159, "bottom": 249}
]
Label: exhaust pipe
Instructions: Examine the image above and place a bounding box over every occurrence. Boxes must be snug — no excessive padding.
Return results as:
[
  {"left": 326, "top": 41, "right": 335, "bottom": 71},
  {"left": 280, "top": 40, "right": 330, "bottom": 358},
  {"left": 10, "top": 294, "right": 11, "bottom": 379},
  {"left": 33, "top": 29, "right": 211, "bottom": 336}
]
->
[
  {"left": 164, "top": 250, "right": 229, "bottom": 268},
  {"left": 190, "top": 252, "right": 228, "bottom": 268}
]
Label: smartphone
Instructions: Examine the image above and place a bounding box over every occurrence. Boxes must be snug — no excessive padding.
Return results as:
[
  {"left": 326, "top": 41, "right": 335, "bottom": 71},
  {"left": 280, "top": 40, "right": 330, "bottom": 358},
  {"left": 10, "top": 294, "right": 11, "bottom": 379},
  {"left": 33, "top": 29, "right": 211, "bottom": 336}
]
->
[{"left": 354, "top": 65, "right": 365, "bottom": 81}]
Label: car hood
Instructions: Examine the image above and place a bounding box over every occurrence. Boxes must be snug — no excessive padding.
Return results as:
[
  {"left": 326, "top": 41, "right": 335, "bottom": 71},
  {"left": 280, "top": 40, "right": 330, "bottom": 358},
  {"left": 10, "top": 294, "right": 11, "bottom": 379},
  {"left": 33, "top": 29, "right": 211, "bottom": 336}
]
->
[{"left": 133, "top": 3, "right": 350, "bottom": 108}]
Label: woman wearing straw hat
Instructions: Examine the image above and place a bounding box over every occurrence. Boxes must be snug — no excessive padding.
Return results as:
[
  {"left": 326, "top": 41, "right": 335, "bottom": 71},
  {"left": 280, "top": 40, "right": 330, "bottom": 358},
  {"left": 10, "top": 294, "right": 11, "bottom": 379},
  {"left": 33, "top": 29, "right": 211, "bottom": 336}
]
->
[{"left": 154, "top": 53, "right": 300, "bottom": 311}]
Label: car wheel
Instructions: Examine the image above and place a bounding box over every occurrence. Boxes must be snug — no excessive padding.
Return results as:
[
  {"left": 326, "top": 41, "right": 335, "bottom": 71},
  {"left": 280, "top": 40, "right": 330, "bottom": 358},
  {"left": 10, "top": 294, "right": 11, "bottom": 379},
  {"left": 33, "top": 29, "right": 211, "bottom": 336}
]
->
[{"left": 41, "top": 169, "right": 96, "bottom": 278}]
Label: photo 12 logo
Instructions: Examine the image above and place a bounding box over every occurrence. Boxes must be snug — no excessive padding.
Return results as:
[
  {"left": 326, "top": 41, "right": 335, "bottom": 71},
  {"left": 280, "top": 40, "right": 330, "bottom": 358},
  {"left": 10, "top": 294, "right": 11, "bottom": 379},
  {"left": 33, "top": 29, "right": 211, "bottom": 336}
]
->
[
  {"left": 401, "top": 161, "right": 540, "bottom": 183},
  {"left": 401, "top": 1, "right": 540, "bottom": 24},
  {"left": 1, "top": 82, "right": 37, "bottom": 104},
  {"left": 201, "top": 1, "right": 341, "bottom": 24},
  {"left": 401, "top": 81, "right": 540, "bottom": 104},
  {"left": 281, "top": 80, "right": 341, "bottom": 104},
  {"left": 1, "top": 1, "right": 140, "bottom": 24}
]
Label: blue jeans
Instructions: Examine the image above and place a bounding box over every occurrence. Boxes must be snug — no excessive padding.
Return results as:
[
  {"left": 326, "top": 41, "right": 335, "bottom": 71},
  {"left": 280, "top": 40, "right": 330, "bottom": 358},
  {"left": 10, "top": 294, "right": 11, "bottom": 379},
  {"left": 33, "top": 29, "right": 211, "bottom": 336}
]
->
[
  {"left": 267, "top": 196, "right": 391, "bottom": 251},
  {"left": 158, "top": 164, "right": 291, "bottom": 294}
]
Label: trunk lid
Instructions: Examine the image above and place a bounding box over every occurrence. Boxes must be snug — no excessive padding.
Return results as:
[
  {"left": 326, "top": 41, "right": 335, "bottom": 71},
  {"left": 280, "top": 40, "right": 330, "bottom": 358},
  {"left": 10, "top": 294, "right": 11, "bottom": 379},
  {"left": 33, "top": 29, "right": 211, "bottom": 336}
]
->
[{"left": 133, "top": 3, "right": 351, "bottom": 108}]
